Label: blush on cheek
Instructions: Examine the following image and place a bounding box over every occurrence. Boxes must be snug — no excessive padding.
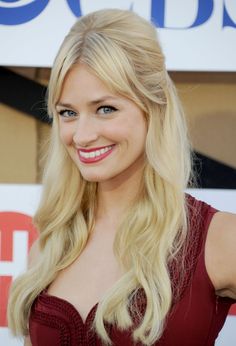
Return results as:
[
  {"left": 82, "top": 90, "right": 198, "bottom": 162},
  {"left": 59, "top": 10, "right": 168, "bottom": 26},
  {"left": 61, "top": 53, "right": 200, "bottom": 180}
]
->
[{"left": 59, "top": 129, "right": 73, "bottom": 146}]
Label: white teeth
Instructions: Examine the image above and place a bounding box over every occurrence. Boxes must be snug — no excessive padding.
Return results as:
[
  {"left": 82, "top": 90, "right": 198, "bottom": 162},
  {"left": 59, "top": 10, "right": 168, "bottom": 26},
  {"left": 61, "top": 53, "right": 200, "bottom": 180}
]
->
[{"left": 79, "top": 146, "right": 113, "bottom": 159}]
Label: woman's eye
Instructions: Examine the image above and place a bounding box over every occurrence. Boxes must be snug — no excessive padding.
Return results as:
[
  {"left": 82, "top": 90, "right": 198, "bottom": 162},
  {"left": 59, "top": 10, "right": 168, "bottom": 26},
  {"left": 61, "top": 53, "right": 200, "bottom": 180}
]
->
[
  {"left": 59, "top": 109, "right": 77, "bottom": 118},
  {"left": 97, "top": 106, "right": 117, "bottom": 115}
]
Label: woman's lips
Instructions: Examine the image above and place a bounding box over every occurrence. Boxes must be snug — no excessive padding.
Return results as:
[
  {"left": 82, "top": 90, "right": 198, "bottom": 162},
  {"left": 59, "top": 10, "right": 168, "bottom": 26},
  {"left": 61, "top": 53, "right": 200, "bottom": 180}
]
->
[{"left": 77, "top": 145, "right": 115, "bottom": 163}]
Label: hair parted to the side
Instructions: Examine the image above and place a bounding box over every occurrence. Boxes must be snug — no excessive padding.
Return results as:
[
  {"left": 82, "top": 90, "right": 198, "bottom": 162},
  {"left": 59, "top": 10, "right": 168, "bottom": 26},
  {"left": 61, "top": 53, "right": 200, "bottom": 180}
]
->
[{"left": 8, "top": 9, "right": 192, "bottom": 345}]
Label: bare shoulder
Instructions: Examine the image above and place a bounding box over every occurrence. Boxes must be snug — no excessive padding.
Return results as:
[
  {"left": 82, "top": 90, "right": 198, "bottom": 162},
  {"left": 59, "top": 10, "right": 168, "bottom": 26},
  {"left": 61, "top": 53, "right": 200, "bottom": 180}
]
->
[
  {"left": 205, "top": 211, "right": 236, "bottom": 299},
  {"left": 28, "top": 238, "right": 41, "bottom": 268}
]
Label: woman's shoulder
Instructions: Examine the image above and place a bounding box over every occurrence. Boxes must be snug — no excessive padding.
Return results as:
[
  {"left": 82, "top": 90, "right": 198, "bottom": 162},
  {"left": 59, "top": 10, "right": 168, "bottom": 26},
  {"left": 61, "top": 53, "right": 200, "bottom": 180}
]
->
[
  {"left": 205, "top": 210, "right": 236, "bottom": 299},
  {"left": 185, "top": 193, "right": 236, "bottom": 300}
]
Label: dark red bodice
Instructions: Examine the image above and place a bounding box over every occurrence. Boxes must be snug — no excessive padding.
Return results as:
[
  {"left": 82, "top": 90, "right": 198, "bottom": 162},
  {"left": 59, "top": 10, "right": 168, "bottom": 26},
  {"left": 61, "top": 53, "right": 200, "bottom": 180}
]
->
[{"left": 29, "top": 195, "right": 235, "bottom": 345}]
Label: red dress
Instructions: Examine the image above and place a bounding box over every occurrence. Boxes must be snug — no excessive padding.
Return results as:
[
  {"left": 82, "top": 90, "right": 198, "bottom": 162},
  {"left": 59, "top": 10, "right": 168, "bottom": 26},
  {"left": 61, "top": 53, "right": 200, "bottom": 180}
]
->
[{"left": 29, "top": 195, "right": 235, "bottom": 345}]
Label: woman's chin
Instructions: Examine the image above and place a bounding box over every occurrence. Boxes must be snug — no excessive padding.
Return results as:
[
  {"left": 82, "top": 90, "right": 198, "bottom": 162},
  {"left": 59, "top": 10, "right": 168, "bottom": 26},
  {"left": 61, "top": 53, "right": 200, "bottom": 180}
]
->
[{"left": 80, "top": 173, "right": 107, "bottom": 183}]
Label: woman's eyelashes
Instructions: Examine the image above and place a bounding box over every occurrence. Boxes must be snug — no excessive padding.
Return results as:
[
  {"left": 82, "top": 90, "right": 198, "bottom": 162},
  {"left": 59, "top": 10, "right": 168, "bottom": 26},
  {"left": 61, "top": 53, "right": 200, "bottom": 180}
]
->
[
  {"left": 58, "top": 105, "right": 118, "bottom": 118},
  {"left": 97, "top": 105, "right": 118, "bottom": 115},
  {"left": 58, "top": 109, "right": 77, "bottom": 118}
]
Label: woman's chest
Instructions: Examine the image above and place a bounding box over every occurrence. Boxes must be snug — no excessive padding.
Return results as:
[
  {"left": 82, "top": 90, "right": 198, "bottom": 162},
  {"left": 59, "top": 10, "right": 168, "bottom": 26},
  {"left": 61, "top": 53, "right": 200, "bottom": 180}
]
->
[{"left": 47, "top": 235, "right": 122, "bottom": 322}]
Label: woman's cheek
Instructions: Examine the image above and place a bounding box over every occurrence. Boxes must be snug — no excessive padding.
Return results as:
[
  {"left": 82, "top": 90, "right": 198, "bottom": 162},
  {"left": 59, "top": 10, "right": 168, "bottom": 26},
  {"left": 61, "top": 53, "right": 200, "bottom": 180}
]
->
[{"left": 59, "top": 126, "right": 74, "bottom": 146}]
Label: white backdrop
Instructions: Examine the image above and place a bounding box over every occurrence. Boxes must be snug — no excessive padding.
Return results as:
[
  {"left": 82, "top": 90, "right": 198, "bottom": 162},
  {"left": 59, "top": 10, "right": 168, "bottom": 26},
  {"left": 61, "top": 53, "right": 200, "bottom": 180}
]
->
[
  {"left": 0, "top": 0, "right": 236, "bottom": 71},
  {"left": 0, "top": 184, "right": 235, "bottom": 345}
]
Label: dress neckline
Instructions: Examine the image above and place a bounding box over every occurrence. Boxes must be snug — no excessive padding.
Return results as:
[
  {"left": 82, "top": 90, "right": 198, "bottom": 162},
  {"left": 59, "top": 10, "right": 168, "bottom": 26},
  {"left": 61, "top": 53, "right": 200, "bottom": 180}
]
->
[{"left": 40, "top": 289, "right": 99, "bottom": 326}]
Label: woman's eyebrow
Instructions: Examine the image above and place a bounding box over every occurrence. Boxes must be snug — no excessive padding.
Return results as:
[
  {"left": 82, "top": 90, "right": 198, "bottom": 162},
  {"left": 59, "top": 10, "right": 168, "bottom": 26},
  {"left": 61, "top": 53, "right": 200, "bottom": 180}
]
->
[
  {"left": 88, "top": 96, "right": 118, "bottom": 105},
  {"left": 56, "top": 102, "right": 74, "bottom": 108},
  {"left": 56, "top": 96, "right": 119, "bottom": 109}
]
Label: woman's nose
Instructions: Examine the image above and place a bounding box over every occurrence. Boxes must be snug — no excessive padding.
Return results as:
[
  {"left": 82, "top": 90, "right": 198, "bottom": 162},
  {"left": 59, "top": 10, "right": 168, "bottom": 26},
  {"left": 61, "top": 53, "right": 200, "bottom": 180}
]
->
[{"left": 72, "top": 116, "right": 99, "bottom": 147}]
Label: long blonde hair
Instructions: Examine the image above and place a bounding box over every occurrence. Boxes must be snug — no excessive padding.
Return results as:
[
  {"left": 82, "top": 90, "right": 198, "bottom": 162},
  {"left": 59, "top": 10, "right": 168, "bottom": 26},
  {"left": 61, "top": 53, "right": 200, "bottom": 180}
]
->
[{"left": 8, "top": 9, "right": 192, "bottom": 345}]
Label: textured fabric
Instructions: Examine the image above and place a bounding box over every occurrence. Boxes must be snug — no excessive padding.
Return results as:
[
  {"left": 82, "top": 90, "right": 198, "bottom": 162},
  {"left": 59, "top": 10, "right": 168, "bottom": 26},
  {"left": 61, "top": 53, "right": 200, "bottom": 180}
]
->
[{"left": 29, "top": 195, "right": 235, "bottom": 345}]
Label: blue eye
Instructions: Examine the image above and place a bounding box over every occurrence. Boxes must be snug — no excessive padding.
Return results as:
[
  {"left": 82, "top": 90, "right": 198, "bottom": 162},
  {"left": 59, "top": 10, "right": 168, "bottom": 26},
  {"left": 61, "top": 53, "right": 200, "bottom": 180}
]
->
[
  {"left": 59, "top": 109, "right": 77, "bottom": 118},
  {"left": 97, "top": 106, "right": 117, "bottom": 114}
]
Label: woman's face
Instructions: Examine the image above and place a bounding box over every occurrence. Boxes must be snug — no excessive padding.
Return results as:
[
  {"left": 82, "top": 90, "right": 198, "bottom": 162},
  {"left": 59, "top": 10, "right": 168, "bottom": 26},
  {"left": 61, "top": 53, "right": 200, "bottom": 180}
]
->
[{"left": 56, "top": 64, "right": 147, "bottom": 185}]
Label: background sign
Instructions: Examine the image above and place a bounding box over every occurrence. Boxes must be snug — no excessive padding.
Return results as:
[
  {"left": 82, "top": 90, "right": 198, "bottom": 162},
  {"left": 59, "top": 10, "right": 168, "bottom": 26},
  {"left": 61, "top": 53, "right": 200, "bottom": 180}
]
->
[
  {"left": 0, "top": 184, "right": 235, "bottom": 345},
  {"left": 0, "top": 0, "right": 236, "bottom": 71}
]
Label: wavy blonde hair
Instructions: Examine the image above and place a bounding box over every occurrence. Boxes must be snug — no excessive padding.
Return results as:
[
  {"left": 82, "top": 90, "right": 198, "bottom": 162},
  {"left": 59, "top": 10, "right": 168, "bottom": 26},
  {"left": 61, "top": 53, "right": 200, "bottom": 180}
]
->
[{"left": 8, "top": 9, "right": 192, "bottom": 345}]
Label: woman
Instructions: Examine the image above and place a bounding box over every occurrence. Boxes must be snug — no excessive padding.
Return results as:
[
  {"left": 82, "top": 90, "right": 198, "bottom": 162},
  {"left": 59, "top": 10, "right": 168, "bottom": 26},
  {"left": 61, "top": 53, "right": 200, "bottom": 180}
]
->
[{"left": 8, "top": 9, "right": 236, "bottom": 346}]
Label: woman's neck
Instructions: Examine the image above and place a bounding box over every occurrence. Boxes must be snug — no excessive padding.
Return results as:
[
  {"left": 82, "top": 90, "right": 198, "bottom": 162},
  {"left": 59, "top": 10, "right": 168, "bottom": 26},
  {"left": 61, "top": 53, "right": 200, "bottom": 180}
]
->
[{"left": 96, "top": 162, "right": 145, "bottom": 224}]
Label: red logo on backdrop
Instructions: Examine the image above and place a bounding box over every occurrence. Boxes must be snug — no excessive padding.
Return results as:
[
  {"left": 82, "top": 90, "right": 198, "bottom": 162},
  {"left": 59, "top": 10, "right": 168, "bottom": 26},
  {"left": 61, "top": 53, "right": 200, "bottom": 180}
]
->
[
  {"left": 0, "top": 212, "right": 38, "bottom": 327},
  {"left": 229, "top": 304, "right": 236, "bottom": 316}
]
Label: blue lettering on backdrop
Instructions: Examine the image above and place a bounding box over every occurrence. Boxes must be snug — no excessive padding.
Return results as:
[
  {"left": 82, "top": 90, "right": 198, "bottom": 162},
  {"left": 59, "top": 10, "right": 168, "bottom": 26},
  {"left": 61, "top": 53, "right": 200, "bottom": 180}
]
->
[
  {"left": 151, "top": 0, "right": 214, "bottom": 29},
  {"left": 189, "top": 0, "right": 214, "bottom": 28},
  {"left": 0, "top": 0, "right": 49, "bottom": 25},
  {"left": 66, "top": 0, "right": 133, "bottom": 17},
  {"left": 66, "top": 0, "right": 82, "bottom": 17},
  {"left": 0, "top": 0, "right": 235, "bottom": 28},
  {"left": 223, "top": 3, "right": 236, "bottom": 28},
  {"left": 151, "top": 0, "right": 165, "bottom": 27}
]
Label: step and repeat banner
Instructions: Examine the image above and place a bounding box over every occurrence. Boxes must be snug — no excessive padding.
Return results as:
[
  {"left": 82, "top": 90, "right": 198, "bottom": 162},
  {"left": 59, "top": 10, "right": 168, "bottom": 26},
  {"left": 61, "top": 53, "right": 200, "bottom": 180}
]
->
[
  {"left": 0, "top": 0, "right": 236, "bottom": 71},
  {"left": 0, "top": 1, "right": 236, "bottom": 345},
  {"left": 0, "top": 185, "right": 236, "bottom": 345}
]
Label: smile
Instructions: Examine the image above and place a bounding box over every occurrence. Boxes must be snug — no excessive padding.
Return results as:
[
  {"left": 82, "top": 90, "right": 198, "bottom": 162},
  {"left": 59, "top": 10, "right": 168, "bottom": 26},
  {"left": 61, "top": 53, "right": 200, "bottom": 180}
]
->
[{"left": 78, "top": 145, "right": 115, "bottom": 163}]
